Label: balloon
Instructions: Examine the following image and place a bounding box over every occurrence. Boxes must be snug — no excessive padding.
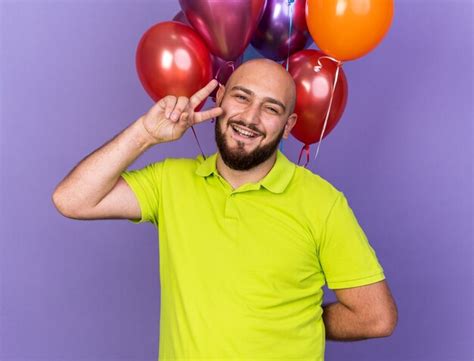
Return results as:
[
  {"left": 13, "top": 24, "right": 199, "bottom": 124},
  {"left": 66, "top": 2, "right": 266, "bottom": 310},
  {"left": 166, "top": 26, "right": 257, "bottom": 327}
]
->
[
  {"left": 210, "top": 53, "right": 243, "bottom": 99},
  {"left": 172, "top": 10, "right": 190, "bottom": 25},
  {"left": 135, "top": 21, "right": 213, "bottom": 109},
  {"left": 179, "top": 0, "right": 266, "bottom": 60},
  {"left": 172, "top": 9, "right": 242, "bottom": 98},
  {"left": 306, "top": 0, "right": 394, "bottom": 61},
  {"left": 284, "top": 49, "right": 348, "bottom": 145},
  {"left": 251, "top": 0, "right": 312, "bottom": 61}
]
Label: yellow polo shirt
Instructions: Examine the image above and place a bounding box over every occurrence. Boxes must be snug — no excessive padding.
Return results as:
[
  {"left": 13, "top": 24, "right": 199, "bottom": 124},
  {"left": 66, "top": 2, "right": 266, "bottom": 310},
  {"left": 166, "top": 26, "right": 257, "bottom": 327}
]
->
[{"left": 120, "top": 149, "right": 385, "bottom": 361}]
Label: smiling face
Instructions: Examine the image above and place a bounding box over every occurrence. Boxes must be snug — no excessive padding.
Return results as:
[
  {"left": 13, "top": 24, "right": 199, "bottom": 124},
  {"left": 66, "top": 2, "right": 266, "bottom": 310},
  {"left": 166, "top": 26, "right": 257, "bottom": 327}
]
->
[{"left": 214, "top": 59, "right": 297, "bottom": 171}]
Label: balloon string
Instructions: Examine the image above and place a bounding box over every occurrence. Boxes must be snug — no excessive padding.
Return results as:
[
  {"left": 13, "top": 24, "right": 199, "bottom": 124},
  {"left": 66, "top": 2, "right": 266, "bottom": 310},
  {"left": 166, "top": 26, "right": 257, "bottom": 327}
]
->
[
  {"left": 215, "top": 60, "right": 235, "bottom": 83},
  {"left": 313, "top": 56, "right": 343, "bottom": 162},
  {"left": 196, "top": 61, "right": 236, "bottom": 160},
  {"left": 212, "top": 60, "right": 235, "bottom": 104},
  {"left": 297, "top": 144, "right": 310, "bottom": 168},
  {"left": 281, "top": 0, "right": 294, "bottom": 153},
  {"left": 190, "top": 125, "right": 206, "bottom": 160},
  {"left": 285, "top": 0, "right": 295, "bottom": 72}
]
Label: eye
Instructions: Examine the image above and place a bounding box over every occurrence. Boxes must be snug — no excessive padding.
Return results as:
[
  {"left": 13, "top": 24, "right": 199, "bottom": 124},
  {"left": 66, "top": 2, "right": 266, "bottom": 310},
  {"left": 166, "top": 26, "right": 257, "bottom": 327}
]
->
[
  {"left": 235, "top": 94, "right": 247, "bottom": 101},
  {"left": 266, "top": 107, "right": 278, "bottom": 114}
]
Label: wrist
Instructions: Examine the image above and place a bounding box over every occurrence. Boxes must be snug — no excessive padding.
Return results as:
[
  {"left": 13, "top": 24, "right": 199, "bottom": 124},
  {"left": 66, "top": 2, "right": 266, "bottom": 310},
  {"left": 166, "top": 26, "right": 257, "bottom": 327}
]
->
[{"left": 133, "top": 116, "right": 160, "bottom": 148}]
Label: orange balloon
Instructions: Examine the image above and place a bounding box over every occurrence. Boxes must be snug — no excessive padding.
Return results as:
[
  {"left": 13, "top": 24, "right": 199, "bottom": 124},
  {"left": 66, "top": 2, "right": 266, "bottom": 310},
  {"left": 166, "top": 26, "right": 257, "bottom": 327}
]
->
[{"left": 306, "top": 0, "right": 394, "bottom": 61}]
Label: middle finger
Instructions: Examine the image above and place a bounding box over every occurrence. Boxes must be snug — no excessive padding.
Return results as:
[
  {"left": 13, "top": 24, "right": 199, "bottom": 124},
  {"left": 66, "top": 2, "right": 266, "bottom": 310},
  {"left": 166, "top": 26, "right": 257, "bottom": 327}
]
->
[{"left": 170, "top": 96, "right": 190, "bottom": 122}]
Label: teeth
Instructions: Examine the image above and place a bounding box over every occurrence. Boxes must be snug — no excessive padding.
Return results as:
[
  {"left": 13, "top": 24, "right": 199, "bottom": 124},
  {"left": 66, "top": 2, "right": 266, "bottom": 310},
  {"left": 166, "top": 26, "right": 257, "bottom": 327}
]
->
[{"left": 232, "top": 124, "right": 259, "bottom": 138}]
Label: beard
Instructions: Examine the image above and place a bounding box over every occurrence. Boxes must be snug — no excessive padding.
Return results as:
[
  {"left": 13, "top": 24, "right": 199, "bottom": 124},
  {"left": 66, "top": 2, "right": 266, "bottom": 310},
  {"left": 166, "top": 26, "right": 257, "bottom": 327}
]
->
[{"left": 214, "top": 116, "right": 285, "bottom": 171}]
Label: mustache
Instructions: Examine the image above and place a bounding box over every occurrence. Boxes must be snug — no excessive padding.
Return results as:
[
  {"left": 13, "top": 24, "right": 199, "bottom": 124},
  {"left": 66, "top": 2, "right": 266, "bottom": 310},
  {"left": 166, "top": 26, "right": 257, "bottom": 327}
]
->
[{"left": 227, "top": 119, "right": 263, "bottom": 136}]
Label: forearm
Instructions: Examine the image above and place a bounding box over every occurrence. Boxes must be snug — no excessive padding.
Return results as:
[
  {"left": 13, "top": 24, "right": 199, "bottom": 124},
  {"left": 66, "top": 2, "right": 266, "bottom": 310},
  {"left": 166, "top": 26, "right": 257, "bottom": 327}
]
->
[
  {"left": 52, "top": 116, "right": 155, "bottom": 213},
  {"left": 322, "top": 301, "right": 385, "bottom": 341}
]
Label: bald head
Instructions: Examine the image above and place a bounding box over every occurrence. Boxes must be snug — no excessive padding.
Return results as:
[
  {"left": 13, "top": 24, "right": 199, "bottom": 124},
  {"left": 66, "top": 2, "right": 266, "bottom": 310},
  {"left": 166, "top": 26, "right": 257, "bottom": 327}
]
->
[
  {"left": 213, "top": 58, "right": 299, "bottom": 171},
  {"left": 224, "top": 58, "right": 296, "bottom": 115}
]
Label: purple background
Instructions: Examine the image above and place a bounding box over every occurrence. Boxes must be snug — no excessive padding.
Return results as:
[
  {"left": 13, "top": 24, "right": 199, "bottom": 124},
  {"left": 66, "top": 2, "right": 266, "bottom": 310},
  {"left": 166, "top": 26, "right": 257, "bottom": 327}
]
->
[{"left": 1, "top": 1, "right": 472, "bottom": 360}]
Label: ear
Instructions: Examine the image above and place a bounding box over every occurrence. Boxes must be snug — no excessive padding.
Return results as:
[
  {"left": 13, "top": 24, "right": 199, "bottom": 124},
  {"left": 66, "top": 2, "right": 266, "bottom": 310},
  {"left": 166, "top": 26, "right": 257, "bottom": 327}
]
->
[
  {"left": 282, "top": 113, "right": 298, "bottom": 139},
  {"left": 216, "top": 83, "right": 226, "bottom": 106}
]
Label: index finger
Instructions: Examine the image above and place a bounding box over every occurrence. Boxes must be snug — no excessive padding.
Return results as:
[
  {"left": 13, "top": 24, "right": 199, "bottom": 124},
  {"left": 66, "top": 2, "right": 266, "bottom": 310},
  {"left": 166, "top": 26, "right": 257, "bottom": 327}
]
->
[{"left": 189, "top": 79, "right": 219, "bottom": 109}]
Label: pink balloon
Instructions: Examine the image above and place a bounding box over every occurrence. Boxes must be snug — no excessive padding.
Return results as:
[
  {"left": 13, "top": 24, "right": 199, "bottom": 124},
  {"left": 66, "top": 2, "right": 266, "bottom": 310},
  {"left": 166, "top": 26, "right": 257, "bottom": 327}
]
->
[
  {"left": 172, "top": 10, "right": 243, "bottom": 100},
  {"left": 179, "top": 0, "right": 266, "bottom": 60},
  {"left": 209, "top": 53, "right": 243, "bottom": 100}
]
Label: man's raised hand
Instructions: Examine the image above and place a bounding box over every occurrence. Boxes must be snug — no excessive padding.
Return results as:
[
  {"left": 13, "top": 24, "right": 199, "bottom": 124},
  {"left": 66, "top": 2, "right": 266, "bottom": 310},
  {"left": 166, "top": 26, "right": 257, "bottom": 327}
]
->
[{"left": 140, "top": 79, "right": 224, "bottom": 145}]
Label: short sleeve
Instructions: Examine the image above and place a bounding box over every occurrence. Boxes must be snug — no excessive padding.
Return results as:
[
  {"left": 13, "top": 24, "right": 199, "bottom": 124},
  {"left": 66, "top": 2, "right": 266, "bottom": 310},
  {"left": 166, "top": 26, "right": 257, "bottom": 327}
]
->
[
  {"left": 120, "top": 160, "right": 164, "bottom": 225},
  {"left": 318, "top": 191, "right": 385, "bottom": 289}
]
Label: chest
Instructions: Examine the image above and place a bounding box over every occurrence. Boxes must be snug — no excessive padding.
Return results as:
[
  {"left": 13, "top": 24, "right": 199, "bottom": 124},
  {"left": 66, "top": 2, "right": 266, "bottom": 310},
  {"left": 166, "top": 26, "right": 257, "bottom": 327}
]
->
[{"left": 160, "top": 180, "right": 323, "bottom": 288}]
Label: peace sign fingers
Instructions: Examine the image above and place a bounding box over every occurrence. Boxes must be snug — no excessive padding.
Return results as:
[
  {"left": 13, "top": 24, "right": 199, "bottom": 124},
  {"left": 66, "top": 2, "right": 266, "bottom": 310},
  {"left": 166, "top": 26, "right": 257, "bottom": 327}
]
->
[
  {"left": 192, "top": 106, "right": 224, "bottom": 125},
  {"left": 189, "top": 79, "right": 220, "bottom": 110}
]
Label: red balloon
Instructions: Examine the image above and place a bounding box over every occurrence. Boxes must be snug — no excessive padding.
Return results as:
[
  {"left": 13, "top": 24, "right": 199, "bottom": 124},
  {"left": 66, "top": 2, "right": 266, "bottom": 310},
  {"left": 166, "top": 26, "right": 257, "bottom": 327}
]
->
[
  {"left": 284, "top": 49, "right": 348, "bottom": 145},
  {"left": 136, "top": 21, "right": 213, "bottom": 109}
]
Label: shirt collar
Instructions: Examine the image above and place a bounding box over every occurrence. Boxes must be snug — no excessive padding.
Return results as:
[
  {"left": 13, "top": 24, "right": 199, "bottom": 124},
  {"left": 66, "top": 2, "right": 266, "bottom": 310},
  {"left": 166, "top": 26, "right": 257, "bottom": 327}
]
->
[{"left": 195, "top": 149, "right": 296, "bottom": 194}]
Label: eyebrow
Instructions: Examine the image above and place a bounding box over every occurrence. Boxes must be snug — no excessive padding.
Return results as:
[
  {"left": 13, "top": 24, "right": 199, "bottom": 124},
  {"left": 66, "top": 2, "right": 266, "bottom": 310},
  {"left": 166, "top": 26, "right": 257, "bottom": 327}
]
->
[{"left": 230, "top": 85, "right": 287, "bottom": 113}]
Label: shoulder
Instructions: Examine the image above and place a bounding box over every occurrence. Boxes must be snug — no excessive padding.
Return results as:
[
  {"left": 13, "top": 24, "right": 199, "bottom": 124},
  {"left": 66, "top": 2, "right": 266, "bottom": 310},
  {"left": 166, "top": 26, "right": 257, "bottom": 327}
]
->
[
  {"left": 160, "top": 154, "right": 204, "bottom": 170},
  {"left": 292, "top": 165, "right": 342, "bottom": 200},
  {"left": 157, "top": 154, "right": 212, "bottom": 182},
  {"left": 287, "top": 165, "right": 345, "bottom": 224},
  {"left": 280, "top": 165, "right": 346, "bottom": 245}
]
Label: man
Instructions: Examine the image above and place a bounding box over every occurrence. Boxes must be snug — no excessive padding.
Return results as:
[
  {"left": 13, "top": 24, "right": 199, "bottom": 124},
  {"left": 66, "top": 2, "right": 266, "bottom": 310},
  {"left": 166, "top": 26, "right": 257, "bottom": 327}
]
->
[{"left": 52, "top": 59, "right": 397, "bottom": 360}]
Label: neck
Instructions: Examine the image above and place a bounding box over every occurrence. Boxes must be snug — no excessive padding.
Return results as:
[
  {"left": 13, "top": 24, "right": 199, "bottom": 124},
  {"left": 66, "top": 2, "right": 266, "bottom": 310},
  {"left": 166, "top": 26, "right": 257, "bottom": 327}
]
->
[{"left": 216, "top": 151, "right": 278, "bottom": 190}]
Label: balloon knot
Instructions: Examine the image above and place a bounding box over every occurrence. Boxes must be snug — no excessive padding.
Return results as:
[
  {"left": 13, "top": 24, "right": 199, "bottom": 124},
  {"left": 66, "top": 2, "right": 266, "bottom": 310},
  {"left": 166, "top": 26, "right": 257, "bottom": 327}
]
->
[{"left": 314, "top": 56, "right": 343, "bottom": 73}]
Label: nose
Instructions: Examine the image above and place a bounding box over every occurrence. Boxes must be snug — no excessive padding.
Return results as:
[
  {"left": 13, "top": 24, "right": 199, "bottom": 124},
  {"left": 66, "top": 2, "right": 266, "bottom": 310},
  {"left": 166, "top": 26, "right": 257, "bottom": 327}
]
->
[{"left": 239, "top": 102, "right": 261, "bottom": 125}]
